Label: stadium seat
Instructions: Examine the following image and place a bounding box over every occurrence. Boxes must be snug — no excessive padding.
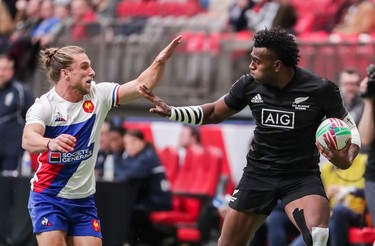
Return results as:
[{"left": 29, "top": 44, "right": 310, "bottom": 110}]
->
[
  {"left": 291, "top": 0, "right": 346, "bottom": 34},
  {"left": 348, "top": 227, "right": 375, "bottom": 246},
  {"left": 150, "top": 145, "right": 222, "bottom": 244},
  {"left": 348, "top": 204, "right": 375, "bottom": 246},
  {"left": 116, "top": 1, "right": 138, "bottom": 19},
  {"left": 199, "top": 126, "right": 235, "bottom": 195},
  {"left": 142, "top": 1, "right": 161, "bottom": 17},
  {"left": 187, "top": 146, "right": 222, "bottom": 196},
  {"left": 176, "top": 146, "right": 222, "bottom": 243},
  {"left": 157, "top": 146, "right": 180, "bottom": 186}
]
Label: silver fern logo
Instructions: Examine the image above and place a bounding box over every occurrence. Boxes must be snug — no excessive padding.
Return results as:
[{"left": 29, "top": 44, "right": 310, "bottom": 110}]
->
[{"left": 292, "top": 97, "right": 310, "bottom": 110}]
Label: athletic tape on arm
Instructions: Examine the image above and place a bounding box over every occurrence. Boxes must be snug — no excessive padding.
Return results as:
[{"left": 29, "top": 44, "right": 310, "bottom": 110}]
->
[
  {"left": 342, "top": 113, "right": 361, "bottom": 148},
  {"left": 169, "top": 106, "right": 203, "bottom": 125}
]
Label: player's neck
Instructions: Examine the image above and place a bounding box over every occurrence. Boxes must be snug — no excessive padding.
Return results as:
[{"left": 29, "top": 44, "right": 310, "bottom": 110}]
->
[
  {"left": 55, "top": 83, "right": 84, "bottom": 103},
  {"left": 276, "top": 67, "right": 295, "bottom": 89}
]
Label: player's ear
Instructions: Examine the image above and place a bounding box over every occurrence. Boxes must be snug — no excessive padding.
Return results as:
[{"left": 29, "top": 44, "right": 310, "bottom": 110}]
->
[
  {"left": 274, "top": 60, "right": 282, "bottom": 72},
  {"left": 61, "top": 69, "right": 70, "bottom": 80}
]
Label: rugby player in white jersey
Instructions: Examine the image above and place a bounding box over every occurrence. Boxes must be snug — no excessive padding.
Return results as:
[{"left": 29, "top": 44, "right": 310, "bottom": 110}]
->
[{"left": 22, "top": 36, "right": 181, "bottom": 246}]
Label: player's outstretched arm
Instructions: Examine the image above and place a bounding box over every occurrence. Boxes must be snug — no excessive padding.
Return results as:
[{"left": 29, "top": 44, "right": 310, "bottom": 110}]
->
[
  {"left": 138, "top": 85, "right": 239, "bottom": 125},
  {"left": 117, "top": 35, "right": 182, "bottom": 105}
]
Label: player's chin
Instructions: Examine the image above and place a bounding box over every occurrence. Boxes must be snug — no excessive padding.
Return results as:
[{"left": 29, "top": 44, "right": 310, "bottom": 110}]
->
[
  {"left": 250, "top": 71, "right": 256, "bottom": 77},
  {"left": 81, "top": 82, "right": 91, "bottom": 94}
]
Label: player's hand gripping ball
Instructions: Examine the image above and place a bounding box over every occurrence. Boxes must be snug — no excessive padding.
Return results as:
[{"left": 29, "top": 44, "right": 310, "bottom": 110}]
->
[{"left": 315, "top": 118, "right": 351, "bottom": 150}]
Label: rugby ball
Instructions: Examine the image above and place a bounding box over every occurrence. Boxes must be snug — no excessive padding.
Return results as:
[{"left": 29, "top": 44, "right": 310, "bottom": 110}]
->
[{"left": 315, "top": 118, "right": 351, "bottom": 150}]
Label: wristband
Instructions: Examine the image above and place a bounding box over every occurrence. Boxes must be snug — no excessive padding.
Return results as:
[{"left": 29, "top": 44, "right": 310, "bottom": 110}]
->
[
  {"left": 342, "top": 113, "right": 361, "bottom": 148},
  {"left": 169, "top": 106, "right": 204, "bottom": 125}
]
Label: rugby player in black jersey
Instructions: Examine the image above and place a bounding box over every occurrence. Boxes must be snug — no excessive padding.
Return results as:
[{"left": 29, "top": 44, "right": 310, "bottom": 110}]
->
[{"left": 138, "top": 28, "right": 361, "bottom": 246}]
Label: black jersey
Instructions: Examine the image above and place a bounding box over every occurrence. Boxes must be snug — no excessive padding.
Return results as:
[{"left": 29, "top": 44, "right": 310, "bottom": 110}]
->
[{"left": 224, "top": 67, "right": 346, "bottom": 176}]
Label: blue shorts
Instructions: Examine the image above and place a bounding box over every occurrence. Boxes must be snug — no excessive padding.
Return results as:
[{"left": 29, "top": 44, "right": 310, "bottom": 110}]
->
[{"left": 28, "top": 191, "right": 102, "bottom": 238}]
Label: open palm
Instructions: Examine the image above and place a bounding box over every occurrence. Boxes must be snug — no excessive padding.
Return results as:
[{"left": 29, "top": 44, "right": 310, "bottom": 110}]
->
[{"left": 138, "top": 85, "right": 171, "bottom": 117}]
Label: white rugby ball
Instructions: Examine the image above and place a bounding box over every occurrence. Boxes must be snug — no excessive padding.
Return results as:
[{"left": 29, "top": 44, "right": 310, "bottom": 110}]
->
[{"left": 315, "top": 118, "right": 351, "bottom": 150}]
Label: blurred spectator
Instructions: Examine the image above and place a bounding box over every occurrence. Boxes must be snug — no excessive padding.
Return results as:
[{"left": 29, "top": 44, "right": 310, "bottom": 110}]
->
[
  {"left": 0, "top": 55, "right": 34, "bottom": 175},
  {"left": 8, "top": 0, "right": 42, "bottom": 82},
  {"left": 9, "top": 0, "right": 41, "bottom": 50},
  {"left": 246, "top": 0, "right": 279, "bottom": 32},
  {"left": 177, "top": 124, "right": 202, "bottom": 166},
  {"left": 290, "top": 154, "right": 368, "bottom": 246},
  {"left": 209, "top": 0, "right": 233, "bottom": 14},
  {"left": 358, "top": 74, "right": 375, "bottom": 234},
  {"left": 44, "top": 0, "right": 72, "bottom": 44},
  {"left": 95, "top": 119, "right": 112, "bottom": 179},
  {"left": 109, "top": 124, "right": 126, "bottom": 156},
  {"left": 12, "top": 0, "right": 28, "bottom": 30},
  {"left": 92, "top": 0, "right": 118, "bottom": 23},
  {"left": 31, "top": 0, "right": 61, "bottom": 48},
  {"left": 337, "top": 68, "right": 364, "bottom": 125},
  {"left": 246, "top": 0, "right": 296, "bottom": 33},
  {"left": 99, "top": 124, "right": 125, "bottom": 181},
  {"left": 108, "top": 124, "right": 126, "bottom": 178},
  {"left": 0, "top": 0, "right": 15, "bottom": 53},
  {"left": 91, "top": 0, "right": 118, "bottom": 41},
  {"left": 271, "top": 0, "right": 297, "bottom": 34},
  {"left": 70, "top": 0, "right": 98, "bottom": 40},
  {"left": 267, "top": 203, "right": 300, "bottom": 246},
  {"left": 2, "top": 0, "right": 18, "bottom": 19},
  {"left": 118, "top": 129, "right": 172, "bottom": 246},
  {"left": 332, "top": 0, "right": 375, "bottom": 35},
  {"left": 227, "top": 0, "right": 254, "bottom": 32}
]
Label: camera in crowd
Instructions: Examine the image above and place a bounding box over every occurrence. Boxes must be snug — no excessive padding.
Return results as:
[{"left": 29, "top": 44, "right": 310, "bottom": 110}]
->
[{"left": 362, "top": 63, "right": 375, "bottom": 98}]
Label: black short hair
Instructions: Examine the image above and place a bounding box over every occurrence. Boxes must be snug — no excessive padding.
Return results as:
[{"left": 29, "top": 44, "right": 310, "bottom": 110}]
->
[
  {"left": 184, "top": 125, "right": 201, "bottom": 144},
  {"left": 341, "top": 67, "right": 362, "bottom": 77},
  {"left": 126, "top": 129, "right": 145, "bottom": 141},
  {"left": 253, "top": 28, "right": 300, "bottom": 67},
  {"left": 109, "top": 125, "right": 126, "bottom": 136}
]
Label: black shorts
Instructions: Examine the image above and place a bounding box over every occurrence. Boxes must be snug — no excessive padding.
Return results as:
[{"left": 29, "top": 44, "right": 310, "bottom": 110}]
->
[{"left": 228, "top": 173, "right": 327, "bottom": 215}]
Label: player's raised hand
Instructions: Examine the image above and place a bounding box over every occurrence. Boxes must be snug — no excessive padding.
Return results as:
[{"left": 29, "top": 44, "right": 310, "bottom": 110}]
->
[
  {"left": 138, "top": 85, "right": 171, "bottom": 117},
  {"left": 155, "top": 35, "right": 182, "bottom": 63}
]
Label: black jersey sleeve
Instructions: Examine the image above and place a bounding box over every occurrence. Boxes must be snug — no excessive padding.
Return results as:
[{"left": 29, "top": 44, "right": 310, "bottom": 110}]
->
[
  {"left": 224, "top": 75, "right": 250, "bottom": 111},
  {"left": 320, "top": 78, "right": 347, "bottom": 118}
]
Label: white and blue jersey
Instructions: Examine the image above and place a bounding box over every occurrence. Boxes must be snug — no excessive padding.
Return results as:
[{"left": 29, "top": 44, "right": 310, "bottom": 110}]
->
[{"left": 25, "top": 81, "right": 120, "bottom": 199}]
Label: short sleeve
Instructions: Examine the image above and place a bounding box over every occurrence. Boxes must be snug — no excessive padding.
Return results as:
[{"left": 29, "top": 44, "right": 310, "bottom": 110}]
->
[
  {"left": 96, "top": 82, "right": 120, "bottom": 109},
  {"left": 25, "top": 98, "right": 51, "bottom": 128},
  {"left": 224, "top": 75, "right": 249, "bottom": 111},
  {"left": 320, "top": 79, "right": 346, "bottom": 118}
]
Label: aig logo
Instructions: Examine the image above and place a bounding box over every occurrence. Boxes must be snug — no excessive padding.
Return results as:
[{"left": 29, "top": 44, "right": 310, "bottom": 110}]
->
[{"left": 261, "top": 109, "right": 295, "bottom": 129}]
